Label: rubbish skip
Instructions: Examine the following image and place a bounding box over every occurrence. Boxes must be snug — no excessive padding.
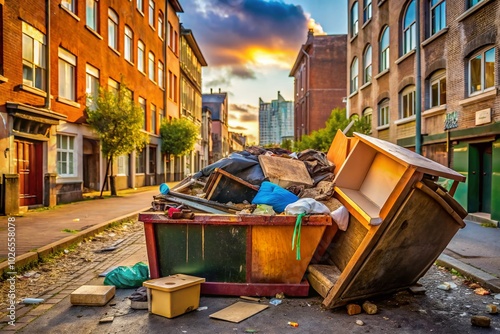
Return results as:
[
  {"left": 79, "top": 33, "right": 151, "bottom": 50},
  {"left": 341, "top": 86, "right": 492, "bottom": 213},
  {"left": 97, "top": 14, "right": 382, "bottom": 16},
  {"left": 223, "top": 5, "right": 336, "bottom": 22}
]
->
[{"left": 140, "top": 135, "right": 467, "bottom": 308}]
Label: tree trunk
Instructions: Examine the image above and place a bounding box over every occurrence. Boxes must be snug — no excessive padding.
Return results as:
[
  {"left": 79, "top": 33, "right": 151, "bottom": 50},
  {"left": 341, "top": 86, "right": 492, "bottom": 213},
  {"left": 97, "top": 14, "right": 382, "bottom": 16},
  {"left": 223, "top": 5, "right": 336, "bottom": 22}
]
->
[
  {"left": 110, "top": 156, "right": 117, "bottom": 196},
  {"left": 100, "top": 157, "right": 112, "bottom": 198}
]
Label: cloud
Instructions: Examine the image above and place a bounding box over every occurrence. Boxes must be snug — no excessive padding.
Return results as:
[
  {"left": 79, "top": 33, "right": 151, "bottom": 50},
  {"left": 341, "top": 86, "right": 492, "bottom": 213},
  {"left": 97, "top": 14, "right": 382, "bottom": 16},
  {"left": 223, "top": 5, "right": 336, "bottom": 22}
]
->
[
  {"left": 230, "top": 66, "right": 257, "bottom": 80},
  {"left": 230, "top": 103, "right": 258, "bottom": 113},
  {"left": 180, "top": 0, "right": 311, "bottom": 68},
  {"left": 230, "top": 125, "right": 248, "bottom": 131},
  {"left": 239, "top": 112, "right": 258, "bottom": 122}
]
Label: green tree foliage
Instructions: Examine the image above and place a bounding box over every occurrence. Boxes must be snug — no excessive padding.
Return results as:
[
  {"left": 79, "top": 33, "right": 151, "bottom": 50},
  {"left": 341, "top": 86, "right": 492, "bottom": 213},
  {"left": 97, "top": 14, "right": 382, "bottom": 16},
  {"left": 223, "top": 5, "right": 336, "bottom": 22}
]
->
[
  {"left": 86, "top": 80, "right": 148, "bottom": 196},
  {"left": 160, "top": 117, "right": 199, "bottom": 157},
  {"left": 294, "top": 108, "right": 371, "bottom": 152}
]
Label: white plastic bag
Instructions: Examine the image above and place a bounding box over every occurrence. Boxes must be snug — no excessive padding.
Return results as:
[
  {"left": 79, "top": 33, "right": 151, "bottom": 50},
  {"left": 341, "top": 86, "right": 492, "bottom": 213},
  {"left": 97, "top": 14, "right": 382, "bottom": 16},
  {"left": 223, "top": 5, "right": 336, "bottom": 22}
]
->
[
  {"left": 330, "top": 205, "right": 349, "bottom": 231},
  {"left": 284, "top": 198, "right": 330, "bottom": 215}
]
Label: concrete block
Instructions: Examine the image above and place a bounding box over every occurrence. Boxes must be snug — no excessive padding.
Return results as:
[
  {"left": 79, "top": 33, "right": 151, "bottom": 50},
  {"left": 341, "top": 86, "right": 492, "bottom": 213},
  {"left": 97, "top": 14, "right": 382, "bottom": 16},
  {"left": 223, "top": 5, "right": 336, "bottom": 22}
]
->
[{"left": 70, "top": 285, "right": 115, "bottom": 306}]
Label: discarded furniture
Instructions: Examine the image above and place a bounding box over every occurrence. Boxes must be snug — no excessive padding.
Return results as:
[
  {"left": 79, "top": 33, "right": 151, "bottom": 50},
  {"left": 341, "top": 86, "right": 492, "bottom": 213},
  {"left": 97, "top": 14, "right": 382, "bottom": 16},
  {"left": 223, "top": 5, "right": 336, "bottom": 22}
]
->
[
  {"left": 203, "top": 168, "right": 259, "bottom": 204},
  {"left": 139, "top": 212, "right": 332, "bottom": 296},
  {"left": 308, "top": 132, "right": 468, "bottom": 309}
]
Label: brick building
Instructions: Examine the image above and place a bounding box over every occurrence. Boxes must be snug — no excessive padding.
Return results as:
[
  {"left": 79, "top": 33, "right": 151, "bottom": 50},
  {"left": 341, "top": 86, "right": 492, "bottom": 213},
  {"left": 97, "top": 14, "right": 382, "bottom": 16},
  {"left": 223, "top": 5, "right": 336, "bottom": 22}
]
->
[
  {"left": 347, "top": 0, "right": 500, "bottom": 222},
  {"left": 0, "top": 0, "right": 185, "bottom": 213},
  {"left": 289, "top": 31, "right": 347, "bottom": 141},
  {"left": 202, "top": 89, "right": 229, "bottom": 162}
]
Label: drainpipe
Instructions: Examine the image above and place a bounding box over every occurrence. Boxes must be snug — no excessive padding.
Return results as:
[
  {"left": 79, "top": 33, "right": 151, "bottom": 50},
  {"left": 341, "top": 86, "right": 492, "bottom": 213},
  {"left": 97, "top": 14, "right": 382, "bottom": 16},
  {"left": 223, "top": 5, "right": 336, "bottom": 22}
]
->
[
  {"left": 415, "top": 0, "right": 422, "bottom": 154},
  {"left": 44, "top": 0, "right": 51, "bottom": 109},
  {"left": 301, "top": 48, "right": 310, "bottom": 138},
  {"left": 163, "top": 1, "right": 168, "bottom": 182}
]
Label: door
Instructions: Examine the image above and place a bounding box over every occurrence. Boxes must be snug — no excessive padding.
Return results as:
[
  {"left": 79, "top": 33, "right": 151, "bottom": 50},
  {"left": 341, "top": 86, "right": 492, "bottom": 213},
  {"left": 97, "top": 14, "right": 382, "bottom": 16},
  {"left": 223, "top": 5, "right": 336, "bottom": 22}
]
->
[
  {"left": 479, "top": 143, "right": 492, "bottom": 213},
  {"left": 14, "top": 140, "right": 43, "bottom": 206}
]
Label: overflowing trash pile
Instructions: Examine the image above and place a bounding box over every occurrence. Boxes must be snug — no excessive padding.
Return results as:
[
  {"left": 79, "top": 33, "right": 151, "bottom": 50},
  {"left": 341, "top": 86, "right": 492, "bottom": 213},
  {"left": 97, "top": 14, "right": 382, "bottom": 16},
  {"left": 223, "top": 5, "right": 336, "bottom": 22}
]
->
[{"left": 152, "top": 145, "right": 346, "bottom": 229}]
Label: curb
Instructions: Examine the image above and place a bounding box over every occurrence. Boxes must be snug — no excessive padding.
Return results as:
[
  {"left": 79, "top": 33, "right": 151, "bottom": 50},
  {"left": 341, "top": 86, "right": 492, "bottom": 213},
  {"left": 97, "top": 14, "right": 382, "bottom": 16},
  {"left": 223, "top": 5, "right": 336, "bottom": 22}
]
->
[
  {"left": 436, "top": 253, "right": 500, "bottom": 293},
  {"left": 0, "top": 207, "right": 150, "bottom": 278}
]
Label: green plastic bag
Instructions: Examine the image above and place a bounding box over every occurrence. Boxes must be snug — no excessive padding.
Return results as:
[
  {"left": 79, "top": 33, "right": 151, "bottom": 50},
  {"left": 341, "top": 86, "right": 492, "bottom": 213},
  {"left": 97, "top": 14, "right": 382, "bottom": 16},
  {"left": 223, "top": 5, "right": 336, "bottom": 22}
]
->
[{"left": 104, "top": 262, "right": 150, "bottom": 288}]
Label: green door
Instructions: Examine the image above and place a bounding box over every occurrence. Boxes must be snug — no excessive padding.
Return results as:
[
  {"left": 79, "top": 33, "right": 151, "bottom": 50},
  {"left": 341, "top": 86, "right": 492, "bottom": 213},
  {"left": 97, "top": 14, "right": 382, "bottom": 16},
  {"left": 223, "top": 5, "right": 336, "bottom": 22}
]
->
[
  {"left": 491, "top": 140, "right": 500, "bottom": 221},
  {"left": 452, "top": 143, "right": 470, "bottom": 211},
  {"left": 480, "top": 144, "right": 492, "bottom": 213}
]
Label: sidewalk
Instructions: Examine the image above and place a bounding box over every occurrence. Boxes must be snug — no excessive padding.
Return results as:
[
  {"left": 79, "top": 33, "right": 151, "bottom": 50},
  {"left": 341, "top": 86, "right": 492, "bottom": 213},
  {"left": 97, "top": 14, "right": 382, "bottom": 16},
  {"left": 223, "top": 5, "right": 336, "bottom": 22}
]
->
[
  {"left": 0, "top": 185, "right": 172, "bottom": 275},
  {"left": 1, "top": 186, "right": 500, "bottom": 294}
]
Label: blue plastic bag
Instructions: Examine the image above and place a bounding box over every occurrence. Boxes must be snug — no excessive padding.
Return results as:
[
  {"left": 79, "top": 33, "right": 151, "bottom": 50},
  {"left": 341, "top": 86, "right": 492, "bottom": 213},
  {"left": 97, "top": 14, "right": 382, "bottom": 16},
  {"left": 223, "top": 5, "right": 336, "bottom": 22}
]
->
[
  {"left": 103, "top": 262, "right": 150, "bottom": 288},
  {"left": 251, "top": 181, "right": 299, "bottom": 213}
]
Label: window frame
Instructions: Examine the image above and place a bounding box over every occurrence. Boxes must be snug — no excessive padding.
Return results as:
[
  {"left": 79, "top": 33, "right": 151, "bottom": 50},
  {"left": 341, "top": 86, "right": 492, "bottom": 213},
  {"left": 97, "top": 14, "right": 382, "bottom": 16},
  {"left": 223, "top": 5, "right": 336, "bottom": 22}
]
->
[
  {"left": 61, "top": 0, "right": 76, "bottom": 13},
  {"left": 363, "top": 0, "right": 372, "bottom": 23},
  {"left": 86, "top": 0, "right": 98, "bottom": 31},
  {"left": 363, "top": 44, "right": 372, "bottom": 84},
  {"left": 138, "top": 40, "right": 145, "bottom": 73},
  {"left": 468, "top": 46, "right": 496, "bottom": 96},
  {"left": 363, "top": 107, "right": 373, "bottom": 132},
  {"left": 57, "top": 134, "right": 76, "bottom": 177},
  {"left": 468, "top": 0, "right": 483, "bottom": 9},
  {"left": 378, "top": 99, "right": 390, "bottom": 126},
  {"left": 158, "top": 61, "right": 164, "bottom": 89},
  {"left": 158, "top": 11, "right": 164, "bottom": 39},
  {"left": 400, "top": 86, "right": 416, "bottom": 119},
  {"left": 430, "top": 0, "right": 446, "bottom": 35},
  {"left": 117, "top": 155, "right": 129, "bottom": 176},
  {"left": 136, "top": 149, "right": 145, "bottom": 174},
  {"left": 85, "top": 63, "right": 99, "bottom": 110},
  {"left": 22, "top": 23, "right": 46, "bottom": 91},
  {"left": 148, "top": 51, "right": 155, "bottom": 82},
  {"left": 124, "top": 26, "right": 133, "bottom": 63},
  {"left": 351, "top": 1, "right": 359, "bottom": 37},
  {"left": 139, "top": 96, "right": 147, "bottom": 130},
  {"left": 350, "top": 57, "right": 359, "bottom": 93},
  {"left": 151, "top": 103, "right": 157, "bottom": 134},
  {"left": 137, "top": 0, "right": 144, "bottom": 13},
  {"left": 148, "top": 0, "right": 155, "bottom": 28},
  {"left": 430, "top": 70, "right": 446, "bottom": 108},
  {"left": 108, "top": 8, "right": 118, "bottom": 50},
  {"left": 403, "top": 0, "right": 416, "bottom": 55},
  {"left": 380, "top": 26, "right": 390, "bottom": 72},
  {"left": 58, "top": 48, "right": 76, "bottom": 101}
]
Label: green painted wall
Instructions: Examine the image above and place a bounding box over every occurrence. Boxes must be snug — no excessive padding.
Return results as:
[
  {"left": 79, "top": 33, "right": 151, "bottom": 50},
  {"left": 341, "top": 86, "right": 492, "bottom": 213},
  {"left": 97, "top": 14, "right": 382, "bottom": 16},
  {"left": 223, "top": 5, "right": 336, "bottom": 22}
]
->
[
  {"left": 492, "top": 140, "right": 500, "bottom": 221},
  {"left": 452, "top": 143, "right": 469, "bottom": 210}
]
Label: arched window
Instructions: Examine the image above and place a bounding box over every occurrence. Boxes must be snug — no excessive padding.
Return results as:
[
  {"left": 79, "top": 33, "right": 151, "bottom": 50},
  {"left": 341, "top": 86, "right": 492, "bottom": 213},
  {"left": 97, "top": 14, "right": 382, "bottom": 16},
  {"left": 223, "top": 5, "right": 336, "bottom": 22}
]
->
[
  {"left": 378, "top": 99, "right": 389, "bottom": 127},
  {"left": 363, "top": 107, "right": 373, "bottom": 133},
  {"left": 363, "top": 45, "right": 372, "bottom": 84},
  {"left": 108, "top": 9, "right": 118, "bottom": 50},
  {"left": 363, "top": 0, "right": 372, "bottom": 22},
  {"left": 430, "top": 0, "right": 446, "bottom": 35},
  {"left": 138, "top": 40, "right": 145, "bottom": 72},
  {"left": 351, "top": 2, "right": 359, "bottom": 37},
  {"left": 380, "top": 26, "right": 390, "bottom": 71},
  {"left": 469, "top": 46, "right": 496, "bottom": 95},
  {"left": 403, "top": 0, "right": 416, "bottom": 55},
  {"left": 350, "top": 57, "right": 359, "bottom": 93},
  {"left": 400, "top": 85, "right": 416, "bottom": 119}
]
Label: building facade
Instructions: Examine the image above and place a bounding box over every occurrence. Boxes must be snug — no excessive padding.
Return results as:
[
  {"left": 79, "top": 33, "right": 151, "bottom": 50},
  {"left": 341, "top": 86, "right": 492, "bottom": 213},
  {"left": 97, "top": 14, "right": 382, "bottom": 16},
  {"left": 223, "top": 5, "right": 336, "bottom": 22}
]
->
[
  {"left": 202, "top": 89, "right": 229, "bottom": 162},
  {"left": 0, "top": 0, "right": 185, "bottom": 213},
  {"left": 258, "top": 91, "right": 293, "bottom": 146},
  {"left": 289, "top": 31, "right": 348, "bottom": 141},
  {"left": 347, "top": 0, "right": 500, "bottom": 221},
  {"left": 229, "top": 132, "right": 246, "bottom": 153},
  {"left": 180, "top": 25, "right": 207, "bottom": 175}
]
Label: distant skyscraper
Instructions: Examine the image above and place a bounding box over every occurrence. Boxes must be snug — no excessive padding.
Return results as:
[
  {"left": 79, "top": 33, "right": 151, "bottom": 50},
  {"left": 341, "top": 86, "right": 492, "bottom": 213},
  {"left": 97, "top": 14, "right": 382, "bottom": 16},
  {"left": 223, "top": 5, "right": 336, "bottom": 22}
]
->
[{"left": 259, "top": 92, "right": 294, "bottom": 146}]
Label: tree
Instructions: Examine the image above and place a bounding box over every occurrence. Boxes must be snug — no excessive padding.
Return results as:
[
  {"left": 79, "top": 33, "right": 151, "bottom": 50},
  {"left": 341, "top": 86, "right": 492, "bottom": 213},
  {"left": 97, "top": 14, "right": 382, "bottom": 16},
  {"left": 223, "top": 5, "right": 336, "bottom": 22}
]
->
[
  {"left": 86, "top": 80, "right": 148, "bottom": 197},
  {"left": 160, "top": 117, "right": 199, "bottom": 175},
  {"left": 294, "top": 108, "right": 371, "bottom": 152}
]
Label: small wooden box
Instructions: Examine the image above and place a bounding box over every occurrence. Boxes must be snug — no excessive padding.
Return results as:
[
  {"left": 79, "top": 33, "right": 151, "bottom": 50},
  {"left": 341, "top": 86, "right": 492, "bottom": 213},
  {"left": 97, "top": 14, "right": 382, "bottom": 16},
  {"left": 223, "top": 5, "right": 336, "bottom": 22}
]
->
[
  {"left": 70, "top": 285, "right": 115, "bottom": 306},
  {"left": 143, "top": 274, "right": 205, "bottom": 318}
]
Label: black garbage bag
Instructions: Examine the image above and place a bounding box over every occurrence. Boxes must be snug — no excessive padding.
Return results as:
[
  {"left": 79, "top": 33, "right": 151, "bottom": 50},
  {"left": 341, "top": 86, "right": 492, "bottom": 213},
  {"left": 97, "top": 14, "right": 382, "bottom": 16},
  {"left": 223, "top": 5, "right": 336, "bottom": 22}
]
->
[{"left": 297, "top": 149, "right": 335, "bottom": 185}]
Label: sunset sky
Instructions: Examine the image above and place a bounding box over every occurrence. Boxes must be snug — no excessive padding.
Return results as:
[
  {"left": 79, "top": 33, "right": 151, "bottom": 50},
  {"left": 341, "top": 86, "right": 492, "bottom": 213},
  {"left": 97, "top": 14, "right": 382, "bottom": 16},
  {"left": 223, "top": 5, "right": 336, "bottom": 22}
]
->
[{"left": 179, "top": 0, "right": 348, "bottom": 144}]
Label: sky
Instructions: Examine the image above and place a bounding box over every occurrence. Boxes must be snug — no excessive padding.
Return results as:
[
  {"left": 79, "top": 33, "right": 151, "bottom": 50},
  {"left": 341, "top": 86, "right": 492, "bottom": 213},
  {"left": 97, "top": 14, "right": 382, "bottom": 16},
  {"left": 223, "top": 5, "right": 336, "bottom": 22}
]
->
[{"left": 178, "top": 0, "right": 348, "bottom": 144}]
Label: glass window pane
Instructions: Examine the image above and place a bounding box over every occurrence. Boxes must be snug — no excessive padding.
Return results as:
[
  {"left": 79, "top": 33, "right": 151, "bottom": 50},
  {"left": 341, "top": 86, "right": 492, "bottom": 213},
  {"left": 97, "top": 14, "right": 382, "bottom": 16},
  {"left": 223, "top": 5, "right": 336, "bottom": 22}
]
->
[
  {"left": 485, "top": 48, "right": 495, "bottom": 89},
  {"left": 440, "top": 78, "right": 446, "bottom": 105},
  {"left": 470, "top": 55, "right": 482, "bottom": 93},
  {"left": 431, "top": 82, "right": 439, "bottom": 107},
  {"left": 22, "top": 35, "right": 33, "bottom": 61}
]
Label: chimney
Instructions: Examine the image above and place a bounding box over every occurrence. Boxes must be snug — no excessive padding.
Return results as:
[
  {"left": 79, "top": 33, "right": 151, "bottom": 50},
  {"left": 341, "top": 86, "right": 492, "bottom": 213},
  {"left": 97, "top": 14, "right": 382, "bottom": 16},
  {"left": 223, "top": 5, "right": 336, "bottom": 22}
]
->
[
  {"left": 219, "top": 88, "right": 221, "bottom": 93},
  {"left": 210, "top": 88, "right": 213, "bottom": 94}
]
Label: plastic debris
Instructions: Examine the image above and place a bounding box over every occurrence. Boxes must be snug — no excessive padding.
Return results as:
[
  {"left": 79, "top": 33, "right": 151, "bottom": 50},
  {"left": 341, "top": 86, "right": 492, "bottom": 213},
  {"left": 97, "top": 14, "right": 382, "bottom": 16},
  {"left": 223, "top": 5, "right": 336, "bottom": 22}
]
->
[
  {"left": 269, "top": 298, "right": 282, "bottom": 306},
  {"left": 356, "top": 320, "right": 364, "bottom": 326},
  {"left": 287, "top": 321, "right": 299, "bottom": 327},
  {"left": 22, "top": 298, "right": 44, "bottom": 304},
  {"left": 197, "top": 306, "right": 208, "bottom": 311}
]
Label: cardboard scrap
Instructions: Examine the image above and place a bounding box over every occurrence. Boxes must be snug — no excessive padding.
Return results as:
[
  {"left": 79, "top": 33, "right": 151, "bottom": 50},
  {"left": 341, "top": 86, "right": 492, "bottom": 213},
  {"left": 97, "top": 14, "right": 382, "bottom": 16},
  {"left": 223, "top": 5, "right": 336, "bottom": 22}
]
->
[{"left": 209, "top": 302, "right": 268, "bottom": 323}]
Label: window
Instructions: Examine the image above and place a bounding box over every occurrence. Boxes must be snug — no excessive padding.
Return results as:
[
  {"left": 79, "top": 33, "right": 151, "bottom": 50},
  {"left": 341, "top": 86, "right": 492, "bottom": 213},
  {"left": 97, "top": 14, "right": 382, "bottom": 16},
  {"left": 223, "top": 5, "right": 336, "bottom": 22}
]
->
[
  {"left": 57, "top": 134, "right": 76, "bottom": 176},
  {"left": 151, "top": 103, "right": 157, "bottom": 134},
  {"left": 139, "top": 96, "right": 146, "bottom": 130},
  {"left": 469, "top": 47, "right": 495, "bottom": 95},
  {"left": 61, "top": 0, "right": 75, "bottom": 13},
  {"left": 136, "top": 150, "right": 145, "bottom": 173},
  {"left": 159, "top": 108, "right": 164, "bottom": 125},
  {"left": 124, "top": 26, "right": 133, "bottom": 62},
  {"left": 149, "top": 0, "right": 155, "bottom": 27},
  {"left": 430, "top": 0, "right": 446, "bottom": 35},
  {"left": 403, "top": 0, "right": 416, "bottom": 55},
  {"left": 168, "top": 71, "right": 173, "bottom": 99},
  {"left": 168, "top": 21, "right": 177, "bottom": 53},
  {"left": 351, "top": 2, "right": 359, "bottom": 37},
  {"left": 350, "top": 57, "right": 358, "bottom": 93},
  {"left": 137, "top": 0, "right": 144, "bottom": 12},
  {"left": 363, "top": 108, "right": 373, "bottom": 130},
  {"left": 86, "top": 64, "right": 99, "bottom": 110},
  {"left": 363, "top": 45, "right": 372, "bottom": 84},
  {"left": 401, "top": 86, "right": 416, "bottom": 119},
  {"left": 363, "top": 0, "right": 372, "bottom": 22},
  {"left": 58, "top": 48, "right": 76, "bottom": 101},
  {"left": 22, "top": 22, "right": 46, "bottom": 90},
  {"left": 158, "top": 11, "right": 164, "bottom": 39},
  {"left": 108, "top": 77, "right": 119, "bottom": 95},
  {"left": 86, "top": 0, "right": 98, "bottom": 31},
  {"left": 378, "top": 99, "right": 389, "bottom": 126},
  {"left": 148, "top": 51, "right": 155, "bottom": 82},
  {"left": 108, "top": 9, "right": 118, "bottom": 50},
  {"left": 138, "top": 40, "right": 145, "bottom": 72},
  {"left": 380, "top": 26, "right": 390, "bottom": 72},
  {"left": 430, "top": 70, "right": 446, "bottom": 108},
  {"left": 117, "top": 155, "right": 129, "bottom": 175},
  {"left": 468, "top": 0, "right": 483, "bottom": 8},
  {"left": 158, "top": 61, "right": 164, "bottom": 89}
]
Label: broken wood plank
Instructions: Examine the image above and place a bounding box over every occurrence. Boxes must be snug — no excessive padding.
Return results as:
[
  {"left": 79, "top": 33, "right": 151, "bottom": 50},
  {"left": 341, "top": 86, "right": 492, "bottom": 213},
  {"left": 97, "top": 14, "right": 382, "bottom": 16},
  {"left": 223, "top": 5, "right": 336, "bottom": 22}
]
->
[
  {"left": 209, "top": 302, "right": 268, "bottom": 323},
  {"left": 204, "top": 168, "right": 259, "bottom": 204},
  {"left": 258, "top": 155, "right": 313, "bottom": 188}
]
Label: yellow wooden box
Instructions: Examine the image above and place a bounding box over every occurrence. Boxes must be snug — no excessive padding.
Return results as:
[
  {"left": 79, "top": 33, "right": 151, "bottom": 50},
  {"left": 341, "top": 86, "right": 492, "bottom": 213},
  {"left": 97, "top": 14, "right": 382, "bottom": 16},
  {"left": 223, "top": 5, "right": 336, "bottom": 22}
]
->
[{"left": 143, "top": 274, "right": 205, "bottom": 318}]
